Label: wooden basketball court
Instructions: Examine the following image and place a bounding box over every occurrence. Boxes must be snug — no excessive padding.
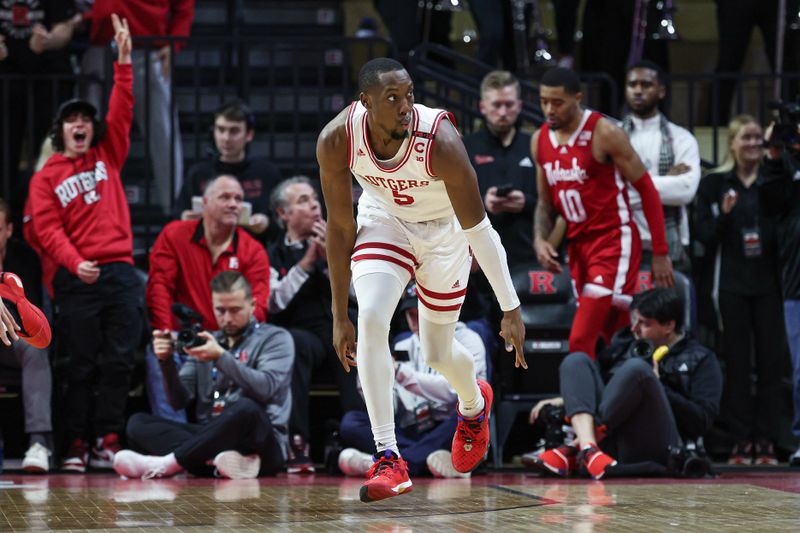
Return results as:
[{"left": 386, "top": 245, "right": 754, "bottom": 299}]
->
[{"left": 1, "top": 470, "right": 799, "bottom": 531}]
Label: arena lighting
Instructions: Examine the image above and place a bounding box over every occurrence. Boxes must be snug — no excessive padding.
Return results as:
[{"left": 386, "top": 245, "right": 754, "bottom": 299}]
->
[{"left": 651, "top": 0, "right": 680, "bottom": 41}]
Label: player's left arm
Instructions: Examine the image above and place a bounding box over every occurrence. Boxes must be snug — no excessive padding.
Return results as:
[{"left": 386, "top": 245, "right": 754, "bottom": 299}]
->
[
  {"left": 596, "top": 119, "right": 674, "bottom": 287},
  {"left": 432, "top": 119, "right": 527, "bottom": 369}
]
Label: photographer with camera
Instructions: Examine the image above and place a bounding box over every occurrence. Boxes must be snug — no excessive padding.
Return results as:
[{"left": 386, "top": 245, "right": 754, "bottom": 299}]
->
[
  {"left": 114, "top": 271, "right": 294, "bottom": 480},
  {"left": 694, "top": 115, "right": 788, "bottom": 465},
  {"left": 525, "top": 288, "right": 722, "bottom": 480},
  {"left": 336, "top": 282, "right": 487, "bottom": 479},
  {"left": 758, "top": 108, "right": 800, "bottom": 466},
  {"left": 145, "top": 174, "right": 271, "bottom": 421}
]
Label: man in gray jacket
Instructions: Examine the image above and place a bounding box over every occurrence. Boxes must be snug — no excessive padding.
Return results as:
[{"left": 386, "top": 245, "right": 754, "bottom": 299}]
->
[{"left": 113, "top": 271, "right": 294, "bottom": 479}]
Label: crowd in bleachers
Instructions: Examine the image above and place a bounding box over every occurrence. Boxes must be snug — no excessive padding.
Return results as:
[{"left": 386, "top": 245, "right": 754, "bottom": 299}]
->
[{"left": 1, "top": 0, "right": 799, "bottom": 480}]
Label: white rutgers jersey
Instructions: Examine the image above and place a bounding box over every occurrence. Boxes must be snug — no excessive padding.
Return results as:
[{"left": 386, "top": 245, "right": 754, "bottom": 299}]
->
[{"left": 347, "top": 101, "right": 456, "bottom": 222}]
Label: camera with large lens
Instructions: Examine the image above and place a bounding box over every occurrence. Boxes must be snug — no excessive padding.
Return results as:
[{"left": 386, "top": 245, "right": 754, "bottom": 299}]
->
[
  {"left": 171, "top": 303, "right": 206, "bottom": 351},
  {"left": 667, "top": 439, "right": 713, "bottom": 478},
  {"left": 767, "top": 99, "right": 800, "bottom": 149},
  {"left": 630, "top": 338, "right": 656, "bottom": 360},
  {"left": 538, "top": 403, "right": 568, "bottom": 450}
]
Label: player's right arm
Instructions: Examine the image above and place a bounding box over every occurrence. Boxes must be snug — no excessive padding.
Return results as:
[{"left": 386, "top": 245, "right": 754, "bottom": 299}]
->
[
  {"left": 316, "top": 108, "right": 358, "bottom": 372},
  {"left": 531, "top": 130, "right": 562, "bottom": 273}
]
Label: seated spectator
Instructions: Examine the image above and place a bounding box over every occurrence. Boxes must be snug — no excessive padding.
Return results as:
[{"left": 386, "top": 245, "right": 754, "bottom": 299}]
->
[
  {"left": 146, "top": 174, "right": 270, "bottom": 422},
  {"left": 175, "top": 100, "right": 282, "bottom": 243},
  {"left": 113, "top": 272, "right": 294, "bottom": 479},
  {"left": 27, "top": 15, "right": 141, "bottom": 473},
  {"left": 267, "top": 176, "right": 363, "bottom": 473},
  {"left": 694, "top": 115, "right": 787, "bottom": 465},
  {"left": 336, "top": 283, "right": 487, "bottom": 479},
  {"left": 622, "top": 61, "right": 701, "bottom": 273},
  {"left": 0, "top": 199, "right": 53, "bottom": 472},
  {"left": 525, "top": 288, "right": 722, "bottom": 480}
]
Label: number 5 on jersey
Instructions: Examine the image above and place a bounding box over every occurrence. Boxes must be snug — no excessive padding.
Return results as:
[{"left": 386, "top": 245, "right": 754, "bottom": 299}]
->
[
  {"left": 559, "top": 189, "right": 587, "bottom": 223},
  {"left": 392, "top": 189, "right": 414, "bottom": 205}
]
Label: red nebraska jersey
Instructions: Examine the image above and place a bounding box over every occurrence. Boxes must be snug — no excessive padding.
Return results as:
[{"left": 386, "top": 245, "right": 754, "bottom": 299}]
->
[{"left": 537, "top": 110, "right": 635, "bottom": 240}]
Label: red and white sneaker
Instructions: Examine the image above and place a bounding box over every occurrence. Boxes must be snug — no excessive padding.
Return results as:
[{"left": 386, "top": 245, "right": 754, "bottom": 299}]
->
[
  {"left": 359, "top": 450, "right": 413, "bottom": 503},
  {"left": 578, "top": 444, "right": 617, "bottom": 480},
  {"left": 451, "top": 379, "right": 493, "bottom": 473},
  {"left": 62, "top": 439, "right": 89, "bottom": 473},
  {"left": 0, "top": 272, "right": 51, "bottom": 348},
  {"left": 522, "top": 444, "right": 578, "bottom": 476},
  {"left": 90, "top": 433, "right": 122, "bottom": 469}
]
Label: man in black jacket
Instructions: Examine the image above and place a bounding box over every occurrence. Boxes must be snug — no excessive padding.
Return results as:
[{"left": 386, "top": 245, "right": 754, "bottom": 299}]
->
[
  {"left": 525, "top": 288, "right": 723, "bottom": 479},
  {"left": 463, "top": 70, "right": 538, "bottom": 265},
  {"left": 267, "top": 176, "right": 363, "bottom": 474},
  {"left": 759, "top": 137, "right": 800, "bottom": 466}
]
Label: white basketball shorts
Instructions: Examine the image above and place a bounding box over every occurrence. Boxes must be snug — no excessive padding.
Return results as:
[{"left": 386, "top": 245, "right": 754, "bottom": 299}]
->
[{"left": 351, "top": 201, "right": 472, "bottom": 324}]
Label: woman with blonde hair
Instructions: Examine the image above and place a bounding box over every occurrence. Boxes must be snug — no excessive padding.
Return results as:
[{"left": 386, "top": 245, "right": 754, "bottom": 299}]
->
[{"left": 694, "top": 115, "right": 788, "bottom": 465}]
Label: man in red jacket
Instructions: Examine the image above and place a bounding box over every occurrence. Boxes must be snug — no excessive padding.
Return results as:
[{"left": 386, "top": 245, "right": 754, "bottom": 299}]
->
[
  {"left": 144, "top": 174, "right": 270, "bottom": 421},
  {"left": 81, "top": 0, "right": 195, "bottom": 213},
  {"left": 27, "top": 14, "right": 141, "bottom": 473}
]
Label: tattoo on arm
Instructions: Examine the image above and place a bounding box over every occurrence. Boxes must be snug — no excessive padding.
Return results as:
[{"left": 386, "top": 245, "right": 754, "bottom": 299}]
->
[{"left": 534, "top": 201, "right": 556, "bottom": 241}]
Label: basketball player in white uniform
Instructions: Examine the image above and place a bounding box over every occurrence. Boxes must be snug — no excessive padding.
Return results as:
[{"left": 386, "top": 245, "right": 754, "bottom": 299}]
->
[{"left": 317, "top": 58, "right": 526, "bottom": 503}]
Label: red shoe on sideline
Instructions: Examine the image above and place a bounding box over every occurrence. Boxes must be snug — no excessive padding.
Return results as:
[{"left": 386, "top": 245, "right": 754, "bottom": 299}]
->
[
  {"left": 451, "top": 379, "right": 493, "bottom": 473},
  {"left": 523, "top": 444, "right": 578, "bottom": 476},
  {"left": 359, "top": 450, "right": 413, "bottom": 503},
  {"left": 579, "top": 444, "right": 617, "bottom": 480},
  {"left": 0, "top": 272, "right": 51, "bottom": 348}
]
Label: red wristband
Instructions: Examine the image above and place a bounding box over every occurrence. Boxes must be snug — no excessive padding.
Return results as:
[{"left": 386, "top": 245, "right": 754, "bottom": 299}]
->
[{"left": 632, "top": 171, "right": 668, "bottom": 255}]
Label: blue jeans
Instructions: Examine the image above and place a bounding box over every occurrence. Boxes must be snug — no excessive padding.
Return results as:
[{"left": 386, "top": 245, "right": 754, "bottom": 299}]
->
[
  {"left": 144, "top": 344, "right": 187, "bottom": 423},
  {"left": 785, "top": 300, "right": 800, "bottom": 439}
]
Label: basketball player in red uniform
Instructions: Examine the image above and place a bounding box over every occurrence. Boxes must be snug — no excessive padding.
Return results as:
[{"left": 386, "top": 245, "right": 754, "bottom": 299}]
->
[
  {"left": 318, "top": 58, "right": 525, "bottom": 502},
  {"left": 533, "top": 67, "right": 674, "bottom": 357}
]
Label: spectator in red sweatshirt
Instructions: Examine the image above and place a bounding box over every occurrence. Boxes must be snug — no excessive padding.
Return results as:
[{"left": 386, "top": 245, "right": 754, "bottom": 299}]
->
[
  {"left": 144, "top": 174, "right": 270, "bottom": 421},
  {"left": 27, "top": 14, "right": 141, "bottom": 474},
  {"left": 81, "top": 0, "right": 195, "bottom": 214}
]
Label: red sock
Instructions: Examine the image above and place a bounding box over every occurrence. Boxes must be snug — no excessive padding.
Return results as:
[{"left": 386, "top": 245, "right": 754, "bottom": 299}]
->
[
  {"left": 569, "top": 295, "right": 613, "bottom": 359},
  {"left": 601, "top": 307, "right": 631, "bottom": 347}
]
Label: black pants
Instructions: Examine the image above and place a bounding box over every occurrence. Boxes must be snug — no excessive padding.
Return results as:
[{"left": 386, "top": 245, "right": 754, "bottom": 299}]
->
[
  {"left": 713, "top": 0, "right": 799, "bottom": 124},
  {"left": 560, "top": 352, "right": 680, "bottom": 465},
  {"left": 288, "top": 327, "right": 364, "bottom": 441},
  {"left": 718, "top": 289, "right": 788, "bottom": 441},
  {"left": 55, "top": 262, "right": 143, "bottom": 441},
  {"left": 125, "top": 397, "right": 284, "bottom": 476}
]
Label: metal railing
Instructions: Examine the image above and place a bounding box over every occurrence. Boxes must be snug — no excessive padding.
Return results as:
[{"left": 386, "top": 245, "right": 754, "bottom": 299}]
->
[{"left": 4, "top": 33, "right": 800, "bottom": 255}]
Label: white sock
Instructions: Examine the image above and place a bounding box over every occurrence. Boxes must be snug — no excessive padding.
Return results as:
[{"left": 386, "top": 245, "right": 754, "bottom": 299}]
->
[
  {"left": 372, "top": 423, "right": 400, "bottom": 457},
  {"left": 419, "top": 319, "right": 484, "bottom": 418},
  {"left": 353, "top": 273, "right": 406, "bottom": 457}
]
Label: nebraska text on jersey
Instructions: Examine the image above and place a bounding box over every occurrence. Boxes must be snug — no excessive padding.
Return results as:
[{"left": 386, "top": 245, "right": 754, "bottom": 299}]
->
[
  {"left": 54, "top": 161, "right": 108, "bottom": 207},
  {"left": 543, "top": 158, "right": 588, "bottom": 186}
]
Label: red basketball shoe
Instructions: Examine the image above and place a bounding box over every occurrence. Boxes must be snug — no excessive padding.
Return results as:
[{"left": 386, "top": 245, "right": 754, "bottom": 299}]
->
[
  {"left": 451, "top": 379, "right": 493, "bottom": 473},
  {"left": 359, "top": 450, "right": 413, "bottom": 503},
  {"left": 0, "top": 272, "right": 51, "bottom": 348}
]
